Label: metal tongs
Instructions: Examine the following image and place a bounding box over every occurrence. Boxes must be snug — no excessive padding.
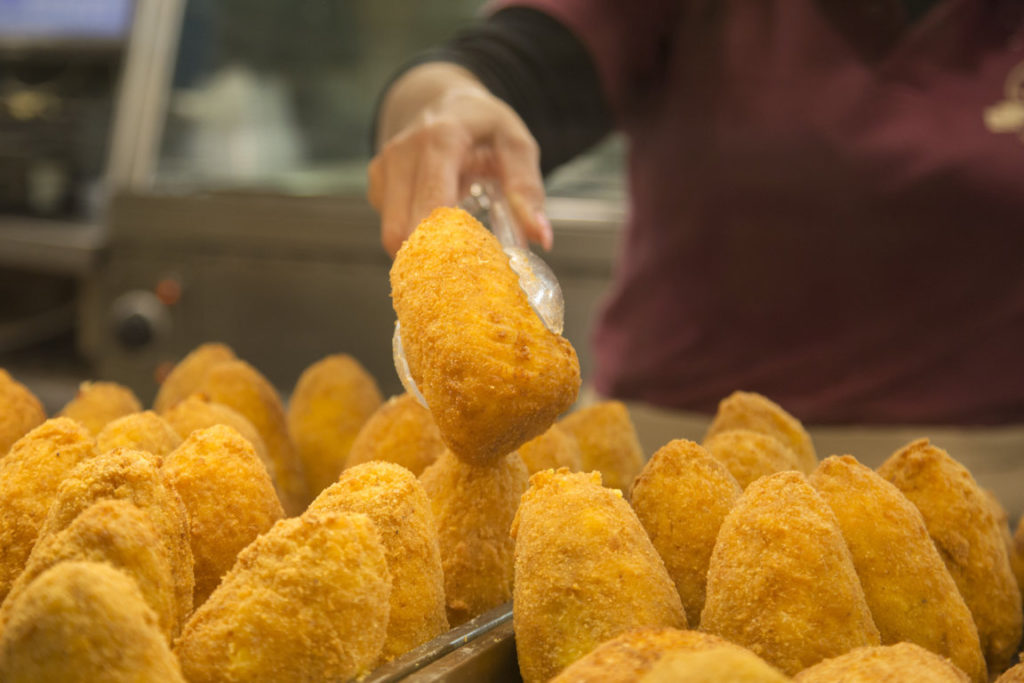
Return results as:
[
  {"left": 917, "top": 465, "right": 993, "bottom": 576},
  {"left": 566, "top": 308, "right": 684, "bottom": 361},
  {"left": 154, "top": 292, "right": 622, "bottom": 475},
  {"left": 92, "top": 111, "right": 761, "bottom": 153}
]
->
[{"left": 393, "top": 181, "right": 565, "bottom": 408}]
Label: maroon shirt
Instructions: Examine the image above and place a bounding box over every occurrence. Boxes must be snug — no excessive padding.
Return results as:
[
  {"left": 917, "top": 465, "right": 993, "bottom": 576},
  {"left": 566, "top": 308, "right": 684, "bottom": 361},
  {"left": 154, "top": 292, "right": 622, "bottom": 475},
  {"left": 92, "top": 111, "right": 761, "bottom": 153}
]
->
[{"left": 503, "top": 0, "right": 1024, "bottom": 425}]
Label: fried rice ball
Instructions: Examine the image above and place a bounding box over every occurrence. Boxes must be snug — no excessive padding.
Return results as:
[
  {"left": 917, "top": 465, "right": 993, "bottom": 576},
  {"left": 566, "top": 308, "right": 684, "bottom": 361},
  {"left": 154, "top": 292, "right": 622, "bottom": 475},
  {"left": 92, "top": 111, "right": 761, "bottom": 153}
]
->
[
  {"left": 96, "top": 410, "right": 182, "bottom": 457},
  {"left": 343, "top": 393, "right": 446, "bottom": 476},
  {"left": 518, "top": 422, "right": 582, "bottom": 475},
  {"left": 1012, "top": 515, "right": 1024, "bottom": 602},
  {"left": 36, "top": 447, "right": 193, "bottom": 636},
  {"left": 0, "top": 561, "right": 185, "bottom": 682},
  {"left": 810, "top": 455, "right": 985, "bottom": 682},
  {"left": 631, "top": 439, "right": 741, "bottom": 624},
  {"left": 58, "top": 381, "right": 142, "bottom": 435},
  {"left": 700, "top": 471, "right": 880, "bottom": 676},
  {"left": 557, "top": 400, "right": 645, "bottom": 493},
  {"left": 984, "top": 489, "right": 1022, "bottom": 602},
  {"left": 793, "top": 642, "right": 970, "bottom": 682},
  {"left": 152, "top": 342, "right": 236, "bottom": 413},
  {"left": 0, "top": 499, "right": 177, "bottom": 641},
  {"left": 174, "top": 511, "right": 391, "bottom": 683},
  {"left": 550, "top": 627, "right": 745, "bottom": 683},
  {"left": 287, "top": 354, "right": 383, "bottom": 496},
  {"left": 0, "top": 368, "right": 45, "bottom": 457},
  {"left": 512, "top": 469, "right": 686, "bottom": 683},
  {"left": 996, "top": 660, "right": 1024, "bottom": 683},
  {"left": 162, "top": 425, "right": 284, "bottom": 607},
  {"left": 308, "top": 461, "right": 448, "bottom": 660},
  {"left": 162, "top": 393, "right": 272, "bottom": 481},
  {"left": 878, "top": 438, "right": 1023, "bottom": 675},
  {"left": 986, "top": 489, "right": 1019, "bottom": 615},
  {"left": 640, "top": 646, "right": 792, "bottom": 683},
  {"left": 419, "top": 450, "right": 528, "bottom": 626},
  {"left": 703, "top": 391, "right": 816, "bottom": 473},
  {"left": 702, "top": 428, "right": 801, "bottom": 489},
  {"left": 197, "top": 359, "right": 308, "bottom": 515},
  {"left": 0, "top": 417, "right": 96, "bottom": 602},
  {"left": 390, "top": 206, "right": 581, "bottom": 464}
]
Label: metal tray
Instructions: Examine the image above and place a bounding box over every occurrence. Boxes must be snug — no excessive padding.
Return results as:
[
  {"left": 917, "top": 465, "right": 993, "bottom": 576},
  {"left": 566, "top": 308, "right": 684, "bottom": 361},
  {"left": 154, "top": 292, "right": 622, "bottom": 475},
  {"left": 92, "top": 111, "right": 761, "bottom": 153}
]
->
[{"left": 365, "top": 602, "right": 521, "bottom": 683}]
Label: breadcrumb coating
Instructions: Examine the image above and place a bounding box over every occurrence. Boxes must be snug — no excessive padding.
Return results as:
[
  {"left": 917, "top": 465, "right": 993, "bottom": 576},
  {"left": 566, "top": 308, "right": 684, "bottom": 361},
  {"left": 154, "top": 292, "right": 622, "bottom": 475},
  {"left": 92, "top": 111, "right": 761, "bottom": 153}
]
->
[
  {"left": 641, "top": 645, "right": 791, "bottom": 683},
  {"left": 174, "top": 512, "right": 391, "bottom": 682},
  {"left": 550, "top": 627, "right": 742, "bottom": 683},
  {"left": 702, "top": 429, "right": 801, "bottom": 489},
  {"left": 420, "top": 450, "right": 528, "bottom": 626},
  {"left": 58, "top": 381, "right": 142, "bottom": 435},
  {"left": 163, "top": 393, "right": 274, "bottom": 485},
  {"left": 309, "top": 461, "right": 447, "bottom": 659},
  {"left": 512, "top": 469, "right": 686, "bottom": 683},
  {"left": 518, "top": 422, "right": 582, "bottom": 475},
  {"left": 810, "top": 455, "right": 985, "bottom": 682},
  {"left": 700, "top": 471, "right": 880, "bottom": 676},
  {"left": 390, "top": 207, "right": 580, "bottom": 464},
  {"left": 287, "top": 354, "right": 382, "bottom": 495},
  {"left": 198, "top": 359, "right": 308, "bottom": 515},
  {"left": 162, "top": 425, "right": 283, "bottom": 608},
  {"left": 0, "top": 417, "right": 96, "bottom": 602},
  {"left": 153, "top": 342, "right": 236, "bottom": 413},
  {"left": 631, "top": 439, "right": 742, "bottom": 624},
  {"left": 37, "top": 447, "right": 194, "bottom": 636},
  {"left": 0, "top": 368, "right": 45, "bottom": 457},
  {"left": 703, "top": 391, "right": 816, "bottom": 473},
  {"left": 96, "top": 410, "right": 182, "bottom": 457},
  {"left": 878, "top": 439, "right": 1023, "bottom": 676},
  {"left": 0, "top": 561, "right": 185, "bottom": 682},
  {"left": 0, "top": 499, "right": 177, "bottom": 641},
  {"left": 558, "top": 400, "right": 644, "bottom": 493},
  {"left": 794, "top": 643, "right": 970, "bottom": 682},
  {"left": 344, "top": 393, "right": 445, "bottom": 476}
]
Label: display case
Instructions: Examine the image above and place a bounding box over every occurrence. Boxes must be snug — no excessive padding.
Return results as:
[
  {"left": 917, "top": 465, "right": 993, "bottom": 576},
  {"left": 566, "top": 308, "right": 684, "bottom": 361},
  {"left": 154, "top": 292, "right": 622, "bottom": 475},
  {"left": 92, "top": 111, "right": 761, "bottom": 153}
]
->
[{"left": 82, "top": 0, "right": 627, "bottom": 403}]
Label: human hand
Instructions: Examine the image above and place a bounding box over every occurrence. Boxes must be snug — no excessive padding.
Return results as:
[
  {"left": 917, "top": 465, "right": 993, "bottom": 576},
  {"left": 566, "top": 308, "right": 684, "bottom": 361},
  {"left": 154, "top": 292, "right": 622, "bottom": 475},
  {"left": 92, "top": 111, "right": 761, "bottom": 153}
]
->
[{"left": 368, "top": 63, "right": 551, "bottom": 257}]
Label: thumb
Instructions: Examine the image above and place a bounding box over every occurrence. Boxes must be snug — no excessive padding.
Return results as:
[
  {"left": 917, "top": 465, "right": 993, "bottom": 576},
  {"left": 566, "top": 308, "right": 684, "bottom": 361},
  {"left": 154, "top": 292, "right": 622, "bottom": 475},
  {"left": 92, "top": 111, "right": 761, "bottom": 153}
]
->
[
  {"left": 507, "top": 189, "right": 553, "bottom": 252},
  {"left": 493, "top": 132, "right": 552, "bottom": 251}
]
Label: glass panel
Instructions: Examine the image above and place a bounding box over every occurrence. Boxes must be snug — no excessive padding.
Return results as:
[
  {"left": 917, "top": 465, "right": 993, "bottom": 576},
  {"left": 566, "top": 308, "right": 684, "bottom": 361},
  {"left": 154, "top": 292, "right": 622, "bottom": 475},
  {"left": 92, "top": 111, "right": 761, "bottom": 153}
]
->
[
  {"left": 154, "top": 0, "right": 625, "bottom": 199},
  {"left": 156, "top": 0, "right": 481, "bottom": 193}
]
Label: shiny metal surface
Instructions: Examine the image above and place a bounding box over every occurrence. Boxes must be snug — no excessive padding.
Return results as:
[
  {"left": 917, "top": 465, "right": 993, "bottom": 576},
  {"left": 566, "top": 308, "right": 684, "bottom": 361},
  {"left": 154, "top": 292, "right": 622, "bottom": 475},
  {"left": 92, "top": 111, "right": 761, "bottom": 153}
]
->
[
  {"left": 365, "top": 602, "right": 514, "bottom": 683},
  {"left": 402, "top": 619, "right": 519, "bottom": 683}
]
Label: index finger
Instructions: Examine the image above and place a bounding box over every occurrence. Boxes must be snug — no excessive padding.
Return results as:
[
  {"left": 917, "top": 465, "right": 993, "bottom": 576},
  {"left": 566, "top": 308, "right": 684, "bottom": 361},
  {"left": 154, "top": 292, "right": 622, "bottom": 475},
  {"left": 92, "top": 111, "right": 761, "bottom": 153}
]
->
[{"left": 406, "top": 121, "right": 471, "bottom": 244}]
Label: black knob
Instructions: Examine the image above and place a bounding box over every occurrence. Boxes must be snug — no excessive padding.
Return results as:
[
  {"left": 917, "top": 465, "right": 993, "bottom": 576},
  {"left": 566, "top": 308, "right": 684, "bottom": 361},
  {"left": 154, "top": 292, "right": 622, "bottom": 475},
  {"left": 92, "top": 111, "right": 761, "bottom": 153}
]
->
[
  {"left": 108, "top": 290, "right": 171, "bottom": 351},
  {"left": 116, "top": 312, "right": 154, "bottom": 348}
]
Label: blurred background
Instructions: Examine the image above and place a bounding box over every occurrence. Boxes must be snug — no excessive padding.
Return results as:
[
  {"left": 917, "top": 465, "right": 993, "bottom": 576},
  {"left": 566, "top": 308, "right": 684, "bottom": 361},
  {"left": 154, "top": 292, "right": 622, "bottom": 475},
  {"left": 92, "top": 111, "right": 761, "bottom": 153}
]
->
[{"left": 0, "top": 0, "right": 626, "bottom": 412}]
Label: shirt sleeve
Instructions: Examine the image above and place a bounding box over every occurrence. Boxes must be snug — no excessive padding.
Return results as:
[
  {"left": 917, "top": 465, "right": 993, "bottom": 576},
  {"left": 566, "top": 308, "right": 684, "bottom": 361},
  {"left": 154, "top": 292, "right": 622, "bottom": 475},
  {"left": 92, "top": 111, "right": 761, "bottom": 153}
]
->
[{"left": 490, "top": 0, "right": 683, "bottom": 123}]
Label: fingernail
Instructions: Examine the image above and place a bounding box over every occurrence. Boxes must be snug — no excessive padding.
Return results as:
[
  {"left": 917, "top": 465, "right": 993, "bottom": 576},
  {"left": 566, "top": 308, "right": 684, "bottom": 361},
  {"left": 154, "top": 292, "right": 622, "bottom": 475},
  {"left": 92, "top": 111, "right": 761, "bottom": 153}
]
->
[{"left": 536, "top": 211, "right": 553, "bottom": 251}]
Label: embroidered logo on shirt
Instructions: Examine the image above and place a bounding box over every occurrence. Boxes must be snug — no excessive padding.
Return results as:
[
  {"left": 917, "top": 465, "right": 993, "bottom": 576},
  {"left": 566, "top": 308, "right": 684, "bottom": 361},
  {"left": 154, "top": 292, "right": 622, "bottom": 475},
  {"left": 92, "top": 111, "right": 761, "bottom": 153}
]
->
[{"left": 984, "top": 60, "right": 1024, "bottom": 139}]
